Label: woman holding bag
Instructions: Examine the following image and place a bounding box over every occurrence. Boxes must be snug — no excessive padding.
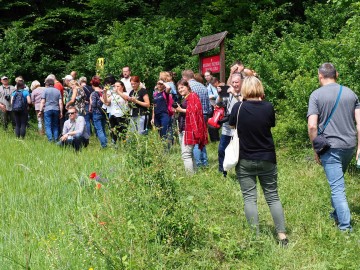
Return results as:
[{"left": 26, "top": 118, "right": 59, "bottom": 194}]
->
[{"left": 228, "top": 76, "right": 288, "bottom": 246}]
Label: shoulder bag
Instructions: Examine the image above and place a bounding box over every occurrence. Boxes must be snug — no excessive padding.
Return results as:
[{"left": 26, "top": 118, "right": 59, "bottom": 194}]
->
[
  {"left": 313, "top": 85, "right": 343, "bottom": 155},
  {"left": 223, "top": 102, "right": 243, "bottom": 171}
]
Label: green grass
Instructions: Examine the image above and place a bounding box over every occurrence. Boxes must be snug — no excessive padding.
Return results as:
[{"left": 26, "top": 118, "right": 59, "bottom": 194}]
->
[{"left": 1, "top": 127, "right": 360, "bottom": 269}]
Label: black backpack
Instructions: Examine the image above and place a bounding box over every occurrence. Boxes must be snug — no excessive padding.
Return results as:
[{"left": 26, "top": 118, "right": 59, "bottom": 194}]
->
[{"left": 12, "top": 90, "right": 25, "bottom": 112}]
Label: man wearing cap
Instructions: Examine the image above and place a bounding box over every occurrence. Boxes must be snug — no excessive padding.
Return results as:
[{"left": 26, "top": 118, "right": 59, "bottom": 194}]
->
[{"left": 0, "top": 76, "right": 16, "bottom": 130}]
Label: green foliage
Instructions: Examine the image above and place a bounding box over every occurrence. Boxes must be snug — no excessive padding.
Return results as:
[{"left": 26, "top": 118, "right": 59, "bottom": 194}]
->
[
  {"left": 1, "top": 1, "right": 360, "bottom": 147},
  {"left": 0, "top": 22, "right": 40, "bottom": 82}
]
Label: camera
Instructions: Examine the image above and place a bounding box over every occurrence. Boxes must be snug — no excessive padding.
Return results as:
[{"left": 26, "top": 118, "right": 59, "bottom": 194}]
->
[
  {"left": 172, "top": 103, "right": 179, "bottom": 109},
  {"left": 4, "top": 94, "right": 10, "bottom": 101}
]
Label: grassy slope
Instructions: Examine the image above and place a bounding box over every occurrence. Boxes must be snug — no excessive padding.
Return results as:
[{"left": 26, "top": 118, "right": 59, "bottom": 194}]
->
[{"left": 0, "top": 128, "right": 360, "bottom": 269}]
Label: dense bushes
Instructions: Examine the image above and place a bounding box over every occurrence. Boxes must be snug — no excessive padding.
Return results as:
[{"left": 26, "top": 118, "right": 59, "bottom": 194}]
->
[{"left": 1, "top": 1, "right": 360, "bottom": 147}]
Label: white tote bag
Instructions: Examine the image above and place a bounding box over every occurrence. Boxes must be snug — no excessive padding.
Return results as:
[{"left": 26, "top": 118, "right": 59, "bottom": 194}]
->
[{"left": 223, "top": 102, "right": 242, "bottom": 171}]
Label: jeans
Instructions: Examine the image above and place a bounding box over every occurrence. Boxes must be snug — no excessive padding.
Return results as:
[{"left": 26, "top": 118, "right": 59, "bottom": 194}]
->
[
  {"left": 13, "top": 111, "right": 28, "bottom": 138},
  {"left": 154, "top": 112, "right": 171, "bottom": 139},
  {"left": 218, "top": 134, "right": 232, "bottom": 175},
  {"left": 236, "top": 159, "right": 286, "bottom": 234},
  {"left": 44, "top": 110, "right": 60, "bottom": 142},
  {"left": 93, "top": 113, "right": 107, "bottom": 147},
  {"left": 179, "top": 131, "right": 196, "bottom": 174},
  {"left": 193, "top": 115, "right": 209, "bottom": 167},
  {"left": 320, "top": 148, "right": 354, "bottom": 231},
  {"left": 84, "top": 103, "right": 93, "bottom": 135}
]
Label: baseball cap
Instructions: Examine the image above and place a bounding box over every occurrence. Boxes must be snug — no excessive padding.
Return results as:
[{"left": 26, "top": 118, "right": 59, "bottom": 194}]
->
[
  {"left": 1, "top": 76, "right": 8, "bottom": 80},
  {"left": 63, "top": 75, "right": 73, "bottom": 81}
]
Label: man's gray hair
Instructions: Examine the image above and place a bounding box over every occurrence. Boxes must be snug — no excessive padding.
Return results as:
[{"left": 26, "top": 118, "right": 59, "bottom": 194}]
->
[
  {"left": 45, "top": 78, "right": 55, "bottom": 86},
  {"left": 318, "top": 63, "right": 337, "bottom": 79}
]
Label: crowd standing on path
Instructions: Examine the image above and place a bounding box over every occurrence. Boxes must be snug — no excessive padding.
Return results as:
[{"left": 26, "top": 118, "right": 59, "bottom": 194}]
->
[{"left": 2, "top": 62, "right": 360, "bottom": 244}]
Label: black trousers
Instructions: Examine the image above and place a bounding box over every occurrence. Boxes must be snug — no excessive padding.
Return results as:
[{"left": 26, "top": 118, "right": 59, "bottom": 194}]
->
[
  {"left": 1, "top": 110, "right": 15, "bottom": 130},
  {"left": 109, "top": 115, "right": 129, "bottom": 143},
  {"left": 60, "top": 136, "right": 89, "bottom": 151},
  {"left": 13, "top": 111, "right": 28, "bottom": 138}
]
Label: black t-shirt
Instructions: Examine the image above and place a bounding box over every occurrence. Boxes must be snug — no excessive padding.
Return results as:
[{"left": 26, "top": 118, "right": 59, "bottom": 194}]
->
[
  {"left": 129, "top": 88, "right": 149, "bottom": 117},
  {"left": 229, "top": 100, "right": 276, "bottom": 164}
]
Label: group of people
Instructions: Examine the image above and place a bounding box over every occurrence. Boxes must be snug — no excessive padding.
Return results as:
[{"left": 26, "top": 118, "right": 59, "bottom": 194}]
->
[{"left": 1, "top": 61, "right": 358, "bottom": 243}]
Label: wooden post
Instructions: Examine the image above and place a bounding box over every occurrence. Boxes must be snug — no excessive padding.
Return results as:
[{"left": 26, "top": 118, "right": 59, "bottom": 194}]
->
[
  {"left": 220, "top": 40, "right": 225, "bottom": 83},
  {"left": 198, "top": 53, "right": 203, "bottom": 75}
]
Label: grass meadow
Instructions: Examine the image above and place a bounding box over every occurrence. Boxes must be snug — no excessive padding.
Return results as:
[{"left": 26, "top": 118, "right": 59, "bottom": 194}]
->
[{"left": 1, "top": 126, "right": 360, "bottom": 269}]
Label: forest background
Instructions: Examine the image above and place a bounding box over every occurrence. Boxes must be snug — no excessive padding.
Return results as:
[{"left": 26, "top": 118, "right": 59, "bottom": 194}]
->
[{"left": 0, "top": 0, "right": 360, "bottom": 145}]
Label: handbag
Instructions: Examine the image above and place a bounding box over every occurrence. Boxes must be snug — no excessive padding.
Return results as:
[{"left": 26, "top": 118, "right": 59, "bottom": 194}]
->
[
  {"left": 313, "top": 85, "right": 343, "bottom": 155},
  {"left": 223, "top": 102, "right": 242, "bottom": 171}
]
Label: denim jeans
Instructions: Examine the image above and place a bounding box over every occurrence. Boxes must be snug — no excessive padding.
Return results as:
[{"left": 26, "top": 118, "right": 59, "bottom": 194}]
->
[
  {"left": 320, "top": 148, "right": 354, "bottom": 231},
  {"left": 193, "top": 144, "right": 208, "bottom": 167},
  {"left": 44, "top": 110, "right": 59, "bottom": 142},
  {"left": 218, "top": 134, "right": 232, "bottom": 175},
  {"left": 236, "top": 159, "right": 286, "bottom": 234},
  {"left": 154, "top": 112, "right": 171, "bottom": 139},
  {"left": 84, "top": 103, "right": 93, "bottom": 135},
  {"left": 193, "top": 115, "right": 209, "bottom": 167},
  {"left": 93, "top": 113, "right": 107, "bottom": 147}
]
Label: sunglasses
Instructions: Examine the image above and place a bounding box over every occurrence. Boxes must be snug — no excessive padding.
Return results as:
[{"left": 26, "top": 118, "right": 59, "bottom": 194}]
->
[{"left": 68, "top": 112, "right": 76, "bottom": 115}]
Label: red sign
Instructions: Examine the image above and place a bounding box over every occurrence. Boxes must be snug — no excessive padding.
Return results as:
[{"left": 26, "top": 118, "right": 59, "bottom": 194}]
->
[{"left": 201, "top": 55, "right": 220, "bottom": 74}]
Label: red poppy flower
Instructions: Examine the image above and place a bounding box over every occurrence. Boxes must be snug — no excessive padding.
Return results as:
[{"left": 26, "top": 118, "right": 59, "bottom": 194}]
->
[
  {"left": 89, "top": 172, "right": 97, "bottom": 179},
  {"left": 96, "top": 183, "right": 102, "bottom": 190}
]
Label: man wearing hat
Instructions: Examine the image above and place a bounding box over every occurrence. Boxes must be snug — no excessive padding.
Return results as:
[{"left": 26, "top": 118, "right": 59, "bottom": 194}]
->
[{"left": 0, "top": 76, "right": 16, "bottom": 130}]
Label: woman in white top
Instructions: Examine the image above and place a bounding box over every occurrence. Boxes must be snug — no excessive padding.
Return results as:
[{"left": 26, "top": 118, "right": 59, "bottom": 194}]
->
[{"left": 103, "top": 80, "right": 130, "bottom": 143}]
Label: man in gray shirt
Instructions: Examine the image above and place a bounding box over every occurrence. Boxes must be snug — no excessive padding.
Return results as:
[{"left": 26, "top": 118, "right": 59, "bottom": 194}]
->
[
  {"left": 58, "top": 106, "right": 89, "bottom": 151},
  {"left": 307, "top": 62, "right": 360, "bottom": 231},
  {"left": 38, "top": 78, "right": 63, "bottom": 142}
]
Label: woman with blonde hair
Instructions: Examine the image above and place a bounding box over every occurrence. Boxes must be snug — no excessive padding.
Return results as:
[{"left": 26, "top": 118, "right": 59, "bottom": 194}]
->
[
  {"left": 66, "top": 80, "right": 86, "bottom": 115},
  {"left": 229, "top": 76, "right": 288, "bottom": 246}
]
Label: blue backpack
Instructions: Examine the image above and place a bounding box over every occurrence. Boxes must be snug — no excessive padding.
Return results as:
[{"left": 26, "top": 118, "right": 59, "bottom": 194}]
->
[{"left": 12, "top": 90, "right": 25, "bottom": 112}]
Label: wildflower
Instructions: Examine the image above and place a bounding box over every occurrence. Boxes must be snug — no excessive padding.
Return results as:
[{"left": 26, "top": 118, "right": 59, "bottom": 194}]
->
[
  {"left": 89, "top": 172, "right": 97, "bottom": 179},
  {"left": 96, "top": 183, "right": 102, "bottom": 190},
  {"left": 99, "top": 221, "right": 106, "bottom": 226}
]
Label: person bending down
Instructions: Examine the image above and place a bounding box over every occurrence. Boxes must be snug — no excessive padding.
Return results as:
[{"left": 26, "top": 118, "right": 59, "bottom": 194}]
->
[{"left": 58, "top": 106, "right": 89, "bottom": 151}]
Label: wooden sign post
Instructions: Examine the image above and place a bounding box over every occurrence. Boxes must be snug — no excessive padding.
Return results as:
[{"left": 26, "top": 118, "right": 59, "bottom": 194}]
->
[{"left": 192, "top": 31, "right": 228, "bottom": 82}]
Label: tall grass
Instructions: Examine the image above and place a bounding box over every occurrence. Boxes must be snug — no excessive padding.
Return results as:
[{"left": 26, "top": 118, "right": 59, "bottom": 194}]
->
[{"left": 0, "top": 127, "right": 360, "bottom": 269}]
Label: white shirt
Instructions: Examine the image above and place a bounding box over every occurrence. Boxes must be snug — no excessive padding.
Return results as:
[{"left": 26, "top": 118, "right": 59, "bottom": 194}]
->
[
  {"left": 108, "top": 92, "right": 129, "bottom": 117},
  {"left": 121, "top": 77, "right": 133, "bottom": 92}
]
